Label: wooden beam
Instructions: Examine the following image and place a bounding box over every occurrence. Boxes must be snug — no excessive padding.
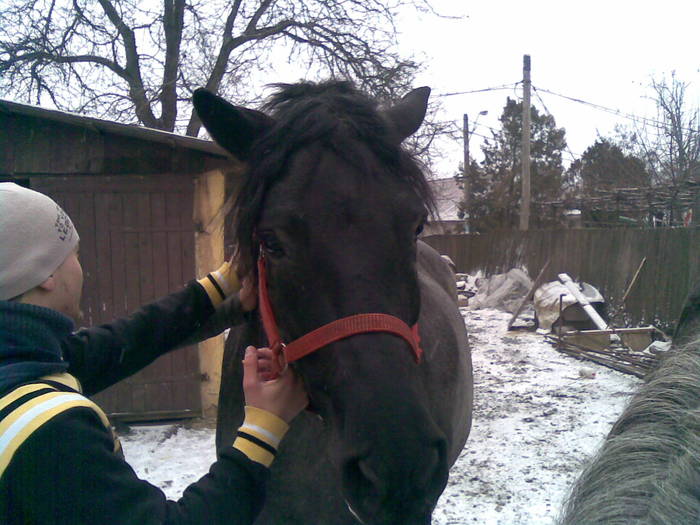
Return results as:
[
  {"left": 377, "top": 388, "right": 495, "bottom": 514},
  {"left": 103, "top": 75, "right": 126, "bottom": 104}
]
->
[
  {"left": 194, "top": 169, "right": 226, "bottom": 418},
  {"left": 622, "top": 257, "right": 647, "bottom": 304}
]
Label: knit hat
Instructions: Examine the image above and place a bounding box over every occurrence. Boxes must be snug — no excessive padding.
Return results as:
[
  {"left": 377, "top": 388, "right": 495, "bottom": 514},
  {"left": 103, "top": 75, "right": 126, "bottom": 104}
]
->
[{"left": 0, "top": 183, "right": 80, "bottom": 300}]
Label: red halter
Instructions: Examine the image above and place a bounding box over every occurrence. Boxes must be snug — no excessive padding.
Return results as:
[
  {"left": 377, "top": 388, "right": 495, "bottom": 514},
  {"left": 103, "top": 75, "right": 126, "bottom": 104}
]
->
[{"left": 257, "top": 253, "right": 422, "bottom": 374}]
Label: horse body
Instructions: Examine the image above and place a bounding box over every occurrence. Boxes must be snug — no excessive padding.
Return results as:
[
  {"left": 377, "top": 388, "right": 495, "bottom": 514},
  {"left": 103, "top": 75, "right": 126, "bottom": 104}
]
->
[
  {"left": 560, "top": 281, "right": 700, "bottom": 524},
  {"left": 194, "top": 82, "right": 472, "bottom": 525}
]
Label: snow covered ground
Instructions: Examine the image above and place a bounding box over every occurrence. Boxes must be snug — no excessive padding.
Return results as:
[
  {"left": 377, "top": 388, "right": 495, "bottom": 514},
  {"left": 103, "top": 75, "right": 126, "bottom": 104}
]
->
[{"left": 121, "top": 307, "right": 640, "bottom": 524}]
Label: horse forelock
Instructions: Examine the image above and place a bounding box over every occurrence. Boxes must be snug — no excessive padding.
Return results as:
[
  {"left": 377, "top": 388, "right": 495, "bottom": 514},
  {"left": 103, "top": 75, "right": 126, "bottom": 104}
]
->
[{"left": 232, "top": 80, "right": 435, "bottom": 274}]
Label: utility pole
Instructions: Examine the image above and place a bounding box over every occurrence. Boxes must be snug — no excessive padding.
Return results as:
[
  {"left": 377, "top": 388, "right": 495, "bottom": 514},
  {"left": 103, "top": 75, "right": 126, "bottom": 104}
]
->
[
  {"left": 520, "top": 54, "right": 531, "bottom": 231},
  {"left": 462, "top": 113, "right": 470, "bottom": 233}
]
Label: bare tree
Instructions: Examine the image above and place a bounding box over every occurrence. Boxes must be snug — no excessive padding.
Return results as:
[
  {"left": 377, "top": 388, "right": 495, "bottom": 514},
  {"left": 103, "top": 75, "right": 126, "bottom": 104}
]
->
[
  {"left": 618, "top": 73, "right": 700, "bottom": 188},
  {"left": 0, "top": 0, "right": 437, "bottom": 139}
]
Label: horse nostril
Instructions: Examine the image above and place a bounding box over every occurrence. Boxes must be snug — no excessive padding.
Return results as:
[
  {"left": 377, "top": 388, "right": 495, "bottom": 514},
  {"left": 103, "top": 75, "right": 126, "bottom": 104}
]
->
[
  {"left": 342, "top": 442, "right": 446, "bottom": 522},
  {"left": 342, "top": 456, "right": 385, "bottom": 519}
]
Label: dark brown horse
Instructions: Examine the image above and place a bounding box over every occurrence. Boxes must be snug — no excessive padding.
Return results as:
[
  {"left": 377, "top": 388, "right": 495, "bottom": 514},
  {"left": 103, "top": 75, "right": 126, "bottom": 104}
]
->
[
  {"left": 193, "top": 81, "right": 473, "bottom": 525},
  {"left": 560, "top": 280, "right": 700, "bottom": 524}
]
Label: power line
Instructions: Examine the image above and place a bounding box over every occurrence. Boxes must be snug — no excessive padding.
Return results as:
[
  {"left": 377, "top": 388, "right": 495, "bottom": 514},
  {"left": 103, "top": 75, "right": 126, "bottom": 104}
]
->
[
  {"left": 470, "top": 130, "right": 493, "bottom": 141},
  {"left": 533, "top": 85, "right": 700, "bottom": 134},
  {"left": 433, "top": 119, "right": 501, "bottom": 134},
  {"left": 532, "top": 86, "right": 581, "bottom": 162},
  {"left": 434, "top": 82, "right": 520, "bottom": 98}
]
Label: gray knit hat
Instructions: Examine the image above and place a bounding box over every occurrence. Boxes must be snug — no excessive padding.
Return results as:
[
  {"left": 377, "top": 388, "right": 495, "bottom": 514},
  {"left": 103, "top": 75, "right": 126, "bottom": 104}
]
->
[{"left": 0, "top": 183, "right": 80, "bottom": 300}]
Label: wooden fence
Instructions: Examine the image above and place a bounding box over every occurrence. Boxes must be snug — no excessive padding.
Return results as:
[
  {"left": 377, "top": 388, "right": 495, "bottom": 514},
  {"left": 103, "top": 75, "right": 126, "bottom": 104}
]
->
[{"left": 422, "top": 228, "right": 700, "bottom": 332}]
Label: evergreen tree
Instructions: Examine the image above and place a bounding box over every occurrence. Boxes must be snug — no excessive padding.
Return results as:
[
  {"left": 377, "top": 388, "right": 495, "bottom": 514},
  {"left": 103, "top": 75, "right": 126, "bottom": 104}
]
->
[
  {"left": 467, "top": 97, "right": 567, "bottom": 231},
  {"left": 567, "top": 138, "right": 650, "bottom": 195}
]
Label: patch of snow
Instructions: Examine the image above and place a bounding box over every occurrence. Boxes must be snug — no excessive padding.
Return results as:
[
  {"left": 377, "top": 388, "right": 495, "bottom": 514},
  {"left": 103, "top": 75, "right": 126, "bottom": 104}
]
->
[
  {"left": 122, "top": 307, "right": 640, "bottom": 523},
  {"left": 121, "top": 425, "right": 216, "bottom": 500},
  {"left": 432, "top": 309, "right": 638, "bottom": 524}
]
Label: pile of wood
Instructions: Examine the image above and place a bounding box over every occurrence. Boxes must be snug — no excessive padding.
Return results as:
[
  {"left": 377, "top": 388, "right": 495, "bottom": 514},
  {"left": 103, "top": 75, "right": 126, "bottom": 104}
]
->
[
  {"left": 506, "top": 267, "right": 669, "bottom": 378},
  {"left": 545, "top": 333, "right": 662, "bottom": 378}
]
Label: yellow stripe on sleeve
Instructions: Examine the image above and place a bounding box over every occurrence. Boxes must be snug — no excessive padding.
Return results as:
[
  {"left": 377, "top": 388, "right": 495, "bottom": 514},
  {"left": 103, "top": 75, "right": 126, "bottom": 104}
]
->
[
  {"left": 0, "top": 392, "right": 115, "bottom": 478},
  {"left": 197, "top": 276, "right": 225, "bottom": 307},
  {"left": 239, "top": 406, "right": 289, "bottom": 446},
  {"left": 0, "top": 383, "right": 51, "bottom": 412},
  {"left": 231, "top": 406, "right": 290, "bottom": 467},
  {"left": 39, "top": 372, "right": 82, "bottom": 392},
  {"left": 232, "top": 436, "right": 276, "bottom": 467}
]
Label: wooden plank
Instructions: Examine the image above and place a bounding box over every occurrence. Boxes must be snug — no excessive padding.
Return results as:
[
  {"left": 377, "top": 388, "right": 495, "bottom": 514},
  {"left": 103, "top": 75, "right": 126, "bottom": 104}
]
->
[
  {"left": 137, "top": 194, "right": 155, "bottom": 304},
  {"left": 109, "top": 194, "right": 127, "bottom": 319},
  {"left": 507, "top": 259, "right": 551, "bottom": 330},
  {"left": 36, "top": 175, "right": 194, "bottom": 193},
  {"left": 167, "top": 232, "right": 183, "bottom": 289},
  {"left": 76, "top": 192, "right": 99, "bottom": 326},
  {"left": 562, "top": 327, "right": 656, "bottom": 335},
  {"left": 124, "top": 232, "right": 141, "bottom": 312},
  {"left": 94, "top": 193, "right": 114, "bottom": 324},
  {"left": 123, "top": 193, "right": 141, "bottom": 314},
  {"left": 622, "top": 257, "right": 647, "bottom": 304},
  {"left": 150, "top": 193, "right": 169, "bottom": 299}
]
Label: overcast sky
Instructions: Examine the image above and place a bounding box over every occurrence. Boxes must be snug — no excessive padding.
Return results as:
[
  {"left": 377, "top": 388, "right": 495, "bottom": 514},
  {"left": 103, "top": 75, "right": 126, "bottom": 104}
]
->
[{"left": 394, "top": 0, "right": 700, "bottom": 177}]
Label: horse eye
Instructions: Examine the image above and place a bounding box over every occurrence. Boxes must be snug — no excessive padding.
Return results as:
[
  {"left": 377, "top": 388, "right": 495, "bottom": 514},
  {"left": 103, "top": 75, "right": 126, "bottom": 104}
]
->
[
  {"left": 415, "top": 220, "right": 425, "bottom": 238},
  {"left": 259, "top": 232, "right": 285, "bottom": 257}
]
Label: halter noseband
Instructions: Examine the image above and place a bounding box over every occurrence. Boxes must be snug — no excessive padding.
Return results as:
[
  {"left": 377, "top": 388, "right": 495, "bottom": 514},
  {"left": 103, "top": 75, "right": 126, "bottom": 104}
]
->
[{"left": 257, "top": 252, "right": 422, "bottom": 375}]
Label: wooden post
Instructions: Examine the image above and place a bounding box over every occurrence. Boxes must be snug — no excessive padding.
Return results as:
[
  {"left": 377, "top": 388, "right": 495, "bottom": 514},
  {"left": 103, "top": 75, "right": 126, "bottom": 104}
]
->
[
  {"left": 463, "top": 114, "right": 470, "bottom": 233},
  {"left": 520, "top": 55, "right": 531, "bottom": 231},
  {"left": 622, "top": 257, "right": 647, "bottom": 304},
  {"left": 194, "top": 169, "right": 226, "bottom": 419}
]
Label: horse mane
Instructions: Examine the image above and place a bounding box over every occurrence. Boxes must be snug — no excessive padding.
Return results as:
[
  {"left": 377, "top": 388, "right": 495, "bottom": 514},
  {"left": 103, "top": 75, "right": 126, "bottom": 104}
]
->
[
  {"left": 559, "top": 334, "right": 700, "bottom": 524},
  {"left": 232, "top": 80, "right": 436, "bottom": 273}
]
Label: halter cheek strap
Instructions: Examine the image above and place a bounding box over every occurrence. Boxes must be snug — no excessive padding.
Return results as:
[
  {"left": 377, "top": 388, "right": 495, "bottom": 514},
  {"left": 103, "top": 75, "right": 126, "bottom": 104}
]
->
[{"left": 257, "top": 253, "right": 422, "bottom": 373}]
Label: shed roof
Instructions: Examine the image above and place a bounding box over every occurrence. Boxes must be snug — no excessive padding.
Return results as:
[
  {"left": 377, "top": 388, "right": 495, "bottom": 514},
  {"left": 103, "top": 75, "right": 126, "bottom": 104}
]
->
[
  {"left": 0, "top": 99, "right": 235, "bottom": 176},
  {"left": 0, "top": 99, "right": 228, "bottom": 157}
]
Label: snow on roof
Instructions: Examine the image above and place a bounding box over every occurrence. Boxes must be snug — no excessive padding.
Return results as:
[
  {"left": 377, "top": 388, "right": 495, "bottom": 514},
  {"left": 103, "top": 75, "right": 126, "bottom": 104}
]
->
[{"left": 429, "top": 177, "right": 463, "bottom": 221}]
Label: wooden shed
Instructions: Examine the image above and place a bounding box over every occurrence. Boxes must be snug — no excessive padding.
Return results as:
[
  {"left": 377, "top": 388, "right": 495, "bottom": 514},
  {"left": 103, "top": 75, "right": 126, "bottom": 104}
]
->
[{"left": 0, "top": 99, "right": 238, "bottom": 421}]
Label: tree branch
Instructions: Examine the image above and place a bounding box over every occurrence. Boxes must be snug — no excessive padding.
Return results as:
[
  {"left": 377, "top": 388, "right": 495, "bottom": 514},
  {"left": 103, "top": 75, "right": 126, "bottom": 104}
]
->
[
  {"left": 1, "top": 50, "right": 126, "bottom": 78},
  {"left": 97, "top": 0, "right": 157, "bottom": 127},
  {"left": 159, "top": 0, "right": 185, "bottom": 130}
]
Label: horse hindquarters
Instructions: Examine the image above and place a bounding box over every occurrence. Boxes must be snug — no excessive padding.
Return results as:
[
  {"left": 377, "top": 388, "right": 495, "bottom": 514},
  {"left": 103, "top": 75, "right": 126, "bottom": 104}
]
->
[{"left": 560, "top": 280, "right": 700, "bottom": 524}]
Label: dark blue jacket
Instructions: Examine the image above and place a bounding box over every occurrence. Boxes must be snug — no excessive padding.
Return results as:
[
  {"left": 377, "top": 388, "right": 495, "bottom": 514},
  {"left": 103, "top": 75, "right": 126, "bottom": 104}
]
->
[{"left": 0, "top": 283, "right": 266, "bottom": 525}]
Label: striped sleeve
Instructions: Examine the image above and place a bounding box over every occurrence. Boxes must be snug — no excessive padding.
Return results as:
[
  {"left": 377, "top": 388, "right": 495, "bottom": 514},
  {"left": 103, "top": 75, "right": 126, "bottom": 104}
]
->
[
  {"left": 0, "top": 385, "right": 114, "bottom": 478},
  {"left": 232, "top": 406, "right": 289, "bottom": 467},
  {"left": 197, "top": 260, "right": 241, "bottom": 307}
]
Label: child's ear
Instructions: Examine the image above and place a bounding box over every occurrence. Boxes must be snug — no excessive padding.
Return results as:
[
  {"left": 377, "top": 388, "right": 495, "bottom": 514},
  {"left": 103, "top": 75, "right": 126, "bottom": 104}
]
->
[{"left": 37, "top": 275, "right": 56, "bottom": 292}]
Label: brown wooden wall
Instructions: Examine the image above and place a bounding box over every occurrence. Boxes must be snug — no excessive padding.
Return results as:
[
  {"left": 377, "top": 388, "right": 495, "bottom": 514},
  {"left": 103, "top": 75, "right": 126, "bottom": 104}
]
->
[
  {"left": 1, "top": 107, "right": 228, "bottom": 176},
  {"left": 423, "top": 228, "right": 700, "bottom": 331},
  {"left": 31, "top": 175, "right": 202, "bottom": 420}
]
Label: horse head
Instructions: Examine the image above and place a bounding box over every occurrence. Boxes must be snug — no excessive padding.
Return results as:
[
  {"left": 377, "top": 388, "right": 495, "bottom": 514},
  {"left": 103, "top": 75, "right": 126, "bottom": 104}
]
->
[{"left": 194, "top": 81, "right": 448, "bottom": 524}]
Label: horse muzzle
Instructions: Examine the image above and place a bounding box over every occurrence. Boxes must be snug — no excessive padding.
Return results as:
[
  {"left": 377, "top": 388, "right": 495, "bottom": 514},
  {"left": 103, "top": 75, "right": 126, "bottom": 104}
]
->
[{"left": 340, "top": 438, "right": 447, "bottom": 525}]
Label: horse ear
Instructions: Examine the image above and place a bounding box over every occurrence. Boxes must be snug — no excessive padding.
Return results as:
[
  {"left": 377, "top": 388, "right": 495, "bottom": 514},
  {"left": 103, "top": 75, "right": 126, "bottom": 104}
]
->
[
  {"left": 193, "top": 88, "right": 274, "bottom": 161},
  {"left": 383, "top": 86, "right": 431, "bottom": 143}
]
